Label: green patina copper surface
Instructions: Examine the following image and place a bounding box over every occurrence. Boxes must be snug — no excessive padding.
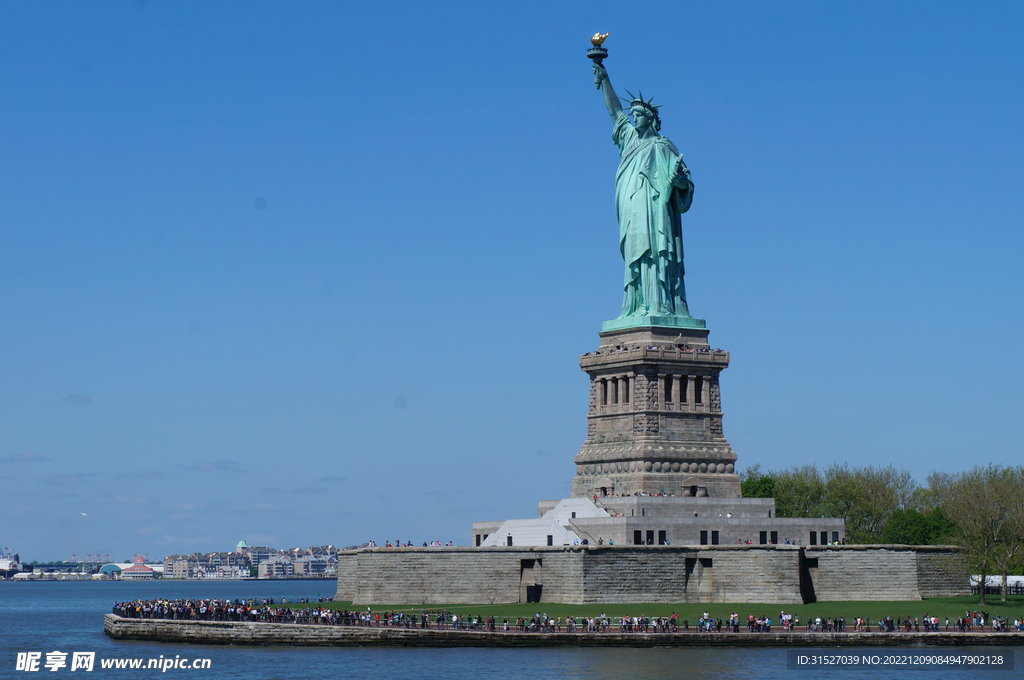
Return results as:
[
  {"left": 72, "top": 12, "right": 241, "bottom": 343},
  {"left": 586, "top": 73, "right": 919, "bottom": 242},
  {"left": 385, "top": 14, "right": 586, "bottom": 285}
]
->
[
  {"left": 600, "top": 314, "right": 706, "bottom": 332},
  {"left": 592, "top": 51, "right": 705, "bottom": 332}
]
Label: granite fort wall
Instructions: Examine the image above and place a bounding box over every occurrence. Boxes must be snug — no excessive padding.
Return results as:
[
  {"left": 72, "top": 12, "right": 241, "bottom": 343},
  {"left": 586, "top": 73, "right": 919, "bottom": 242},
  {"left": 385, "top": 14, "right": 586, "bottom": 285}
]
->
[
  {"left": 338, "top": 546, "right": 812, "bottom": 605},
  {"left": 336, "top": 548, "right": 586, "bottom": 605},
  {"left": 577, "top": 547, "right": 693, "bottom": 604},
  {"left": 807, "top": 545, "right": 966, "bottom": 601},
  {"left": 336, "top": 545, "right": 965, "bottom": 605},
  {"left": 352, "top": 549, "right": 523, "bottom": 605},
  {"left": 916, "top": 546, "right": 970, "bottom": 598},
  {"left": 705, "top": 547, "right": 803, "bottom": 603},
  {"left": 810, "top": 546, "right": 921, "bottom": 600},
  {"left": 334, "top": 551, "right": 357, "bottom": 601},
  {"left": 575, "top": 546, "right": 804, "bottom": 604}
]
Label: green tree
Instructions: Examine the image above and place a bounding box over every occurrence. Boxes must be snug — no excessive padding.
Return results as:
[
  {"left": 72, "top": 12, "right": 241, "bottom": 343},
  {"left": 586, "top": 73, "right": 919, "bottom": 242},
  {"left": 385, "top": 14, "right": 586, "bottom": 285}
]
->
[
  {"left": 771, "top": 465, "right": 826, "bottom": 518},
  {"left": 930, "top": 466, "right": 1014, "bottom": 605},
  {"left": 821, "top": 464, "right": 919, "bottom": 543},
  {"left": 740, "top": 464, "right": 776, "bottom": 499},
  {"left": 988, "top": 466, "right": 1024, "bottom": 602},
  {"left": 765, "top": 463, "right": 932, "bottom": 545},
  {"left": 881, "top": 508, "right": 956, "bottom": 545}
]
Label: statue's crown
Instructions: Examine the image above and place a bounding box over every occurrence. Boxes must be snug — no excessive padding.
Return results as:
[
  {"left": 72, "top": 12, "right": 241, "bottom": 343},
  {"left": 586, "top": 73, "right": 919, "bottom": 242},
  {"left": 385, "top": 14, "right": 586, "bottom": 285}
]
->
[{"left": 621, "top": 89, "right": 662, "bottom": 118}]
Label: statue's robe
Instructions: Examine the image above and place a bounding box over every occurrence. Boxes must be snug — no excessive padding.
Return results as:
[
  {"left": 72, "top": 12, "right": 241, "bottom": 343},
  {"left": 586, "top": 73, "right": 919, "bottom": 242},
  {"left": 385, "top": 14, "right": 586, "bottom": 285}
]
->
[{"left": 612, "top": 110, "right": 694, "bottom": 318}]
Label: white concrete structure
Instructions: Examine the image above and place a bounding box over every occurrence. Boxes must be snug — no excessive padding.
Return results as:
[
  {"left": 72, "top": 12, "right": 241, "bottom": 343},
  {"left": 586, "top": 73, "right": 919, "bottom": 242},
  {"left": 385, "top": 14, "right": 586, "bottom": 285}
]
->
[
  {"left": 972, "top": 575, "right": 1024, "bottom": 587},
  {"left": 541, "top": 498, "right": 612, "bottom": 523},
  {"left": 480, "top": 500, "right": 610, "bottom": 547}
]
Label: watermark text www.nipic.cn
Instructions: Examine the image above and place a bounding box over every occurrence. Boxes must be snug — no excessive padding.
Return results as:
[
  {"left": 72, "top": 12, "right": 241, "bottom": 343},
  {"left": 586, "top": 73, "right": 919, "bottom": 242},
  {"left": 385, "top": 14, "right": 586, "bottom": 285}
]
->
[{"left": 15, "top": 652, "right": 212, "bottom": 672}]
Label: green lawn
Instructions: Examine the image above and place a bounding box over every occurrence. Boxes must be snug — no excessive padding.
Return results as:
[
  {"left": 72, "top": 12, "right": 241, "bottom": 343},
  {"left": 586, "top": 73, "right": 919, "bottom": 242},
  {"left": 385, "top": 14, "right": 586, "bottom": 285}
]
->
[{"left": 280, "top": 596, "right": 1024, "bottom": 624}]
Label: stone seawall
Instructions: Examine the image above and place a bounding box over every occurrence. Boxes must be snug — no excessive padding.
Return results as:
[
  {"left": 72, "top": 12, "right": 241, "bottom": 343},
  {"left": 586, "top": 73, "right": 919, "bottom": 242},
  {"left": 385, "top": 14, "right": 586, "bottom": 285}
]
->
[
  {"left": 104, "top": 615, "right": 1020, "bottom": 648},
  {"left": 335, "top": 545, "right": 966, "bottom": 605}
]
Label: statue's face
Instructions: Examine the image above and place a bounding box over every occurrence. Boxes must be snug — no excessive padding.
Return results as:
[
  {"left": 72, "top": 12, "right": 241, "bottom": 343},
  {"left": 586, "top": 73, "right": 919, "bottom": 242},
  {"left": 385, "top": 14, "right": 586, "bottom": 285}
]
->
[{"left": 631, "top": 106, "right": 651, "bottom": 130}]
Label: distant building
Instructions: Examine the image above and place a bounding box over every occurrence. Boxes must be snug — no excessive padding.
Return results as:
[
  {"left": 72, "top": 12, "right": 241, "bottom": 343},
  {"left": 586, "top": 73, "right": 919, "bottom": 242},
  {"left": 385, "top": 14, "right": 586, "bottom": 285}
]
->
[
  {"left": 245, "top": 546, "right": 271, "bottom": 567},
  {"left": 192, "top": 565, "right": 248, "bottom": 580},
  {"left": 163, "top": 554, "right": 202, "bottom": 579},
  {"left": 99, "top": 564, "right": 122, "bottom": 577},
  {"left": 258, "top": 556, "right": 294, "bottom": 579},
  {"left": 161, "top": 542, "right": 338, "bottom": 579},
  {"left": 120, "top": 556, "right": 156, "bottom": 580}
]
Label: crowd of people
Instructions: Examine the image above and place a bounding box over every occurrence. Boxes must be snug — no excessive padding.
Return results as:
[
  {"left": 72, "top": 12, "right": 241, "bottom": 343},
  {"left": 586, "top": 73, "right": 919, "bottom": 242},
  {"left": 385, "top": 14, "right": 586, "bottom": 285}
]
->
[
  {"left": 112, "top": 599, "right": 1024, "bottom": 635},
  {"left": 366, "top": 540, "right": 455, "bottom": 548}
]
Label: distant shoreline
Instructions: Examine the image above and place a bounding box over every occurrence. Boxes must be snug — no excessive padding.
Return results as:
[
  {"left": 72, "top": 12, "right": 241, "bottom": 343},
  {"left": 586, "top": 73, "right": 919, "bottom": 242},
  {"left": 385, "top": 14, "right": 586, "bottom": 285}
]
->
[
  {"left": 104, "top": 615, "right": 1024, "bottom": 648},
  {"left": 2, "top": 577, "right": 335, "bottom": 583}
]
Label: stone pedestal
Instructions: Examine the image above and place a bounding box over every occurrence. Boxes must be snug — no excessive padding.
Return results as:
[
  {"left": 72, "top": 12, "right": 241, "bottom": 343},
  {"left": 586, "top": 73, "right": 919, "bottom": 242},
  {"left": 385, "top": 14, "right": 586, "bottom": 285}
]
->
[{"left": 571, "top": 324, "right": 741, "bottom": 499}]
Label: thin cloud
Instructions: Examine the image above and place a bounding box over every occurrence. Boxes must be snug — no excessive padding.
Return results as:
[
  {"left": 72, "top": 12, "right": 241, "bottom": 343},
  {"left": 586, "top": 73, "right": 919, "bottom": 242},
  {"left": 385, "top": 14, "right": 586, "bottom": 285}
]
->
[
  {"left": 0, "top": 452, "right": 49, "bottom": 463},
  {"left": 180, "top": 458, "right": 248, "bottom": 473},
  {"left": 317, "top": 474, "right": 349, "bottom": 484},
  {"left": 62, "top": 393, "right": 93, "bottom": 405},
  {"left": 43, "top": 472, "right": 99, "bottom": 485},
  {"left": 114, "top": 469, "right": 169, "bottom": 480},
  {"left": 294, "top": 486, "right": 329, "bottom": 494}
]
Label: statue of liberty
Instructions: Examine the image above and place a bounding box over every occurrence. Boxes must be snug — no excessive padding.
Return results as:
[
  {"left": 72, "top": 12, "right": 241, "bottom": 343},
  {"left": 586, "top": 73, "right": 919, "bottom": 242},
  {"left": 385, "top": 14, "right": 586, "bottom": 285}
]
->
[{"left": 592, "top": 60, "right": 700, "bottom": 328}]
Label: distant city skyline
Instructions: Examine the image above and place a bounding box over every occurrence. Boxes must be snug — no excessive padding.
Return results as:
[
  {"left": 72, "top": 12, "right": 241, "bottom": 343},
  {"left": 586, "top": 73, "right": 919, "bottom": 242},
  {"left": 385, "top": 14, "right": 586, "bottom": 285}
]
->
[{"left": 2, "top": 2, "right": 1022, "bottom": 560}]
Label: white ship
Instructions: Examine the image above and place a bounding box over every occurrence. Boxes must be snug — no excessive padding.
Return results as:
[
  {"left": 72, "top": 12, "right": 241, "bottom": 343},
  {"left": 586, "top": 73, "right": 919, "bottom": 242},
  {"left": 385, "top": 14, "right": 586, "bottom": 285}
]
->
[{"left": 0, "top": 547, "right": 22, "bottom": 579}]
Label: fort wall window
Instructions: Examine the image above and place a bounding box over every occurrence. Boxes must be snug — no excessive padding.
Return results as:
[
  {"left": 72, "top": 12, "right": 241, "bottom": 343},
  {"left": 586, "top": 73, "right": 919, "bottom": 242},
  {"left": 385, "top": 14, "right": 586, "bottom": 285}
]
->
[{"left": 700, "top": 530, "right": 708, "bottom": 545}]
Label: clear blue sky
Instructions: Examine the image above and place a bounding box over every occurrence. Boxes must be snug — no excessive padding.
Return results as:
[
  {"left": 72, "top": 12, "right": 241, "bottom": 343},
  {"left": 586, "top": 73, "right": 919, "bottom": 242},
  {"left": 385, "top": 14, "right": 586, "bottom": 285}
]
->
[{"left": 2, "top": 2, "right": 1021, "bottom": 561}]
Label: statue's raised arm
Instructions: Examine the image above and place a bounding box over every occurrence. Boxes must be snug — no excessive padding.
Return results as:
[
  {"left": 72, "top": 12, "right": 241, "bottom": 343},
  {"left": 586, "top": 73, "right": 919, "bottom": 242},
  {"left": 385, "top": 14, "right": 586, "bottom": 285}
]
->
[{"left": 592, "top": 63, "right": 622, "bottom": 120}]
